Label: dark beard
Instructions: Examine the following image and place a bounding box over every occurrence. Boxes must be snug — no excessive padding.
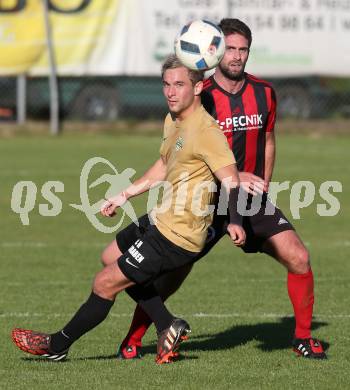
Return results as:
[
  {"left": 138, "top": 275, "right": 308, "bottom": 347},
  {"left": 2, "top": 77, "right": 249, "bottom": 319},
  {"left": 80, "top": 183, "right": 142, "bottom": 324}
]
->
[{"left": 219, "top": 63, "right": 245, "bottom": 81}]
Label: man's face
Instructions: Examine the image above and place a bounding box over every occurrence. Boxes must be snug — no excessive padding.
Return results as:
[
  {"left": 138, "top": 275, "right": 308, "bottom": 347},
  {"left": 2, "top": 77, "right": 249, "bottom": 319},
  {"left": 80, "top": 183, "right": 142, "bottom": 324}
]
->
[
  {"left": 162, "top": 67, "right": 200, "bottom": 117},
  {"left": 218, "top": 33, "right": 250, "bottom": 81}
]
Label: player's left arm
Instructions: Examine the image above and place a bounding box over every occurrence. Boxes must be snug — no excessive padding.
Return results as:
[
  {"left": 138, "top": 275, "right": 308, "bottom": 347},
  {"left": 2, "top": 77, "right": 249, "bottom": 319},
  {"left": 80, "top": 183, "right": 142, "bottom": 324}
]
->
[
  {"left": 264, "top": 86, "right": 277, "bottom": 192},
  {"left": 264, "top": 130, "right": 275, "bottom": 192}
]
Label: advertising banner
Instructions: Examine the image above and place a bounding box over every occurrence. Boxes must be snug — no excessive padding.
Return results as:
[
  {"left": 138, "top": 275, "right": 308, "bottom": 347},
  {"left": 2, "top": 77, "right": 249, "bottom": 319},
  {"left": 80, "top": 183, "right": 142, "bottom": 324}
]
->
[{"left": 0, "top": 0, "right": 349, "bottom": 76}]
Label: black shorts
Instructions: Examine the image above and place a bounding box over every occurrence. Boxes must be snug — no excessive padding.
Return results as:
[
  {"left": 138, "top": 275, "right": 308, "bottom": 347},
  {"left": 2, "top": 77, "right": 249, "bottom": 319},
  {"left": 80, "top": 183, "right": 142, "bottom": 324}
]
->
[
  {"left": 116, "top": 215, "right": 198, "bottom": 285},
  {"left": 197, "top": 194, "right": 294, "bottom": 258}
]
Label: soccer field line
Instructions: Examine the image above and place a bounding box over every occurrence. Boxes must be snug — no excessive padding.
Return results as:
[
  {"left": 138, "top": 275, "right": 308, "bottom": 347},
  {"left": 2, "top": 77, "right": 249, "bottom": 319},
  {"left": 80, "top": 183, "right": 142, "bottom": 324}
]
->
[
  {"left": 1, "top": 311, "right": 350, "bottom": 320},
  {"left": 2, "top": 275, "right": 350, "bottom": 286},
  {"left": 2, "top": 240, "right": 350, "bottom": 248}
]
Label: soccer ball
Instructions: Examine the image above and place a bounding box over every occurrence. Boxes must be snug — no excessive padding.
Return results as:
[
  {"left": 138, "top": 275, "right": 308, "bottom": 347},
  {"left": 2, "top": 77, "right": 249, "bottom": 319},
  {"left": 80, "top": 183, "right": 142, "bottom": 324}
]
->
[{"left": 174, "top": 20, "right": 225, "bottom": 71}]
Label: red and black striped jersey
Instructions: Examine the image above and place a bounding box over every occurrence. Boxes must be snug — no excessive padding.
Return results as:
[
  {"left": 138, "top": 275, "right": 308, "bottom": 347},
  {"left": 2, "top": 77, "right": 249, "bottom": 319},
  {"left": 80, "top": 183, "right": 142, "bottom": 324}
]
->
[{"left": 201, "top": 73, "right": 276, "bottom": 179}]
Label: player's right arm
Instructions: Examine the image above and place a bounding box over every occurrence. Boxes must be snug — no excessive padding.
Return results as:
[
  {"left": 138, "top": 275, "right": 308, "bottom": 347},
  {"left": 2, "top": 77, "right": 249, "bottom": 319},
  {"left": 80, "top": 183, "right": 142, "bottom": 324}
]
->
[
  {"left": 194, "top": 123, "right": 246, "bottom": 246},
  {"left": 100, "top": 157, "right": 167, "bottom": 217},
  {"left": 213, "top": 164, "right": 246, "bottom": 247}
]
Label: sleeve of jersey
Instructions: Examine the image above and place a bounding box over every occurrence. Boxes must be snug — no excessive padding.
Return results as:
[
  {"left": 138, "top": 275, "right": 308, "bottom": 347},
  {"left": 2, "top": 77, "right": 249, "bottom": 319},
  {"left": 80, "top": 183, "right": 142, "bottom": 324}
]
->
[
  {"left": 194, "top": 127, "right": 236, "bottom": 173},
  {"left": 266, "top": 87, "right": 277, "bottom": 132}
]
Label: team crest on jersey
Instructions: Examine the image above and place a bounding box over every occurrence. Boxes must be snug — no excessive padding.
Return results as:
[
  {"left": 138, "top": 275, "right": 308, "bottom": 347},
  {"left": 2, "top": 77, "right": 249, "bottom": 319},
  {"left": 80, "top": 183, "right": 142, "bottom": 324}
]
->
[{"left": 175, "top": 136, "right": 184, "bottom": 151}]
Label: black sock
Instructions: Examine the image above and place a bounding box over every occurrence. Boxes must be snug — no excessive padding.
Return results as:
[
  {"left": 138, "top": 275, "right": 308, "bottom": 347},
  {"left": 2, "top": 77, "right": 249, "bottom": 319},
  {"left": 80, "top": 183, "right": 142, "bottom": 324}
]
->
[
  {"left": 126, "top": 284, "right": 173, "bottom": 333},
  {"left": 50, "top": 291, "right": 114, "bottom": 353}
]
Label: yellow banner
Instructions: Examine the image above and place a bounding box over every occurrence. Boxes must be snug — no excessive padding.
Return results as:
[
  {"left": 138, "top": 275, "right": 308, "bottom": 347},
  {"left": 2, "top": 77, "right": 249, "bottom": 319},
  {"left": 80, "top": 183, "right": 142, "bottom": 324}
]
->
[
  {"left": 0, "top": 0, "right": 120, "bottom": 75},
  {"left": 0, "top": 0, "right": 45, "bottom": 74}
]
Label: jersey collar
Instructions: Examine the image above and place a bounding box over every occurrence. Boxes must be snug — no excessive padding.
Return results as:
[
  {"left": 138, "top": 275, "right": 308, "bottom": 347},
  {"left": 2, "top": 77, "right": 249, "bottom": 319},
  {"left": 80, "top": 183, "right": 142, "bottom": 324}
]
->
[
  {"left": 174, "top": 104, "right": 204, "bottom": 129},
  {"left": 210, "top": 73, "right": 248, "bottom": 98}
]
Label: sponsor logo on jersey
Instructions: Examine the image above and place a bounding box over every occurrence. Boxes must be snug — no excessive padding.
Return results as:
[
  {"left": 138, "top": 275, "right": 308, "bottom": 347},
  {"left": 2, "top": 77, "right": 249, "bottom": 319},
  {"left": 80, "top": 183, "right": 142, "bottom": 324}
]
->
[
  {"left": 175, "top": 136, "right": 184, "bottom": 151},
  {"left": 217, "top": 114, "right": 263, "bottom": 131}
]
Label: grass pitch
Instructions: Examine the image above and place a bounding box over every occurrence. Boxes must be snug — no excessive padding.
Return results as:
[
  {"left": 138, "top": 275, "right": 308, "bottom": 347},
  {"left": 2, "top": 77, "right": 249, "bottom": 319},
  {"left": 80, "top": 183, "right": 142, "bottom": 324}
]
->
[{"left": 0, "top": 132, "right": 349, "bottom": 389}]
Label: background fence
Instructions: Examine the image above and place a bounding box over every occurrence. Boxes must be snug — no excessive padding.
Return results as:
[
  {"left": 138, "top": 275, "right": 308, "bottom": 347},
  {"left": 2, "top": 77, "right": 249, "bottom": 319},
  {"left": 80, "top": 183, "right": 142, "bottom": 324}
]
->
[{"left": 1, "top": 74, "right": 350, "bottom": 123}]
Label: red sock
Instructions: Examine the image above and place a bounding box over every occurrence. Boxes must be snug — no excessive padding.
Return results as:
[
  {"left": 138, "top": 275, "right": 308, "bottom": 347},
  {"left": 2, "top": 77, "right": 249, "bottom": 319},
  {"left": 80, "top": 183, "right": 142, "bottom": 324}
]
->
[
  {"left": 287, "top": 269, "right": 314, "bottom": 339},
  {"left": 121, "top": 305, "right": 152, "bottom": 348}
]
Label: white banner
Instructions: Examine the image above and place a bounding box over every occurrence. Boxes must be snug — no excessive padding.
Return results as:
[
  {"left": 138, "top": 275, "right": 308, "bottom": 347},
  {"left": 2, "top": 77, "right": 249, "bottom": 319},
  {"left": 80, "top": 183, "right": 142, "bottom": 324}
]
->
[
  {"left": 230, "top": 0, "right": 350, "bottom": 77},
  {"left": 129, "top": 0, "right": 350, "bottom": 77},
  {"left": 0, "top": 0, "right": 349, "bottom": 76}
]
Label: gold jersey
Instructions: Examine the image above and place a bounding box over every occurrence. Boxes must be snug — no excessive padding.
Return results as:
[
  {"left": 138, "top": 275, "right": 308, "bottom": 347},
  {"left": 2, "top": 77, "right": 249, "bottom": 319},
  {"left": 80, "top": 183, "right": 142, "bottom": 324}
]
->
[{"left": 152, "top": 105, "right": 235, "bottom": 252}]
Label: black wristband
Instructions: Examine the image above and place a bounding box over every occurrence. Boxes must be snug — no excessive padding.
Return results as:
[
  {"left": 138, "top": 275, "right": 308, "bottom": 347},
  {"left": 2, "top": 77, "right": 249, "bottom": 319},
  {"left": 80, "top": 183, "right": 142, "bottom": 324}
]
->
[{"left": 228, "top": 187, "right": 242, "bottom": 226}]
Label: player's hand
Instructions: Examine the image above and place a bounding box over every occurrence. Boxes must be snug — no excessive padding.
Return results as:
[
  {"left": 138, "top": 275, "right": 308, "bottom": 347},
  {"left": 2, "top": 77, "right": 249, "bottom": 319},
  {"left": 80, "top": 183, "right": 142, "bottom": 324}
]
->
[
  {"left": 100, "top": 192, "right": 127, "bottom": 217},
  {"left": 227, "top": 223, "right": 246, "bottom": 247},
  {"left": 239, "top": 171, "right": 265, "bottom": 196}
]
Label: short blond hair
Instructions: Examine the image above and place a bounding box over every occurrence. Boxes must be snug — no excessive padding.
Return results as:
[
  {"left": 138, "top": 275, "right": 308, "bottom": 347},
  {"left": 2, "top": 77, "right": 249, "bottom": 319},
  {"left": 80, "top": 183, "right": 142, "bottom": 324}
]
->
[{"left": 161, "top": 54, "right": 204, "bottom": 85}]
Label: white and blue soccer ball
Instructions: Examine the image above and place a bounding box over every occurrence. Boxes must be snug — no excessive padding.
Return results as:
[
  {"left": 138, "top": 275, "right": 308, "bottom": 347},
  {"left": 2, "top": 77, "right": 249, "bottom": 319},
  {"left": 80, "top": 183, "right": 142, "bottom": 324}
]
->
[{"left": 174, "top": 20, "right": 225, "bottom": 71}]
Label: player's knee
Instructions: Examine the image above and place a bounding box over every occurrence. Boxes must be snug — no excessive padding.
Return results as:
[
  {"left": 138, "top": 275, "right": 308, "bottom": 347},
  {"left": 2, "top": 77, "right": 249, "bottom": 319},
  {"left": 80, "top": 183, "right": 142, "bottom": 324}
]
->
[
  {"left": 93, "top": 269, "right": 115, "bottom": 299},
  {"left": 100, "top": 249, "right": 111, "bottom": 267},
  {"left": 100, "top": 244, "right": 121, "bottom": 267},
  {"left": 291, "top": 247, "right": 310, "bottom": 273},
  {"left": 93, "top": 271, "right": 106, "bottom": 296},
  {"left": 298, "top": 247, "right": 310, "bottom": 268}
]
